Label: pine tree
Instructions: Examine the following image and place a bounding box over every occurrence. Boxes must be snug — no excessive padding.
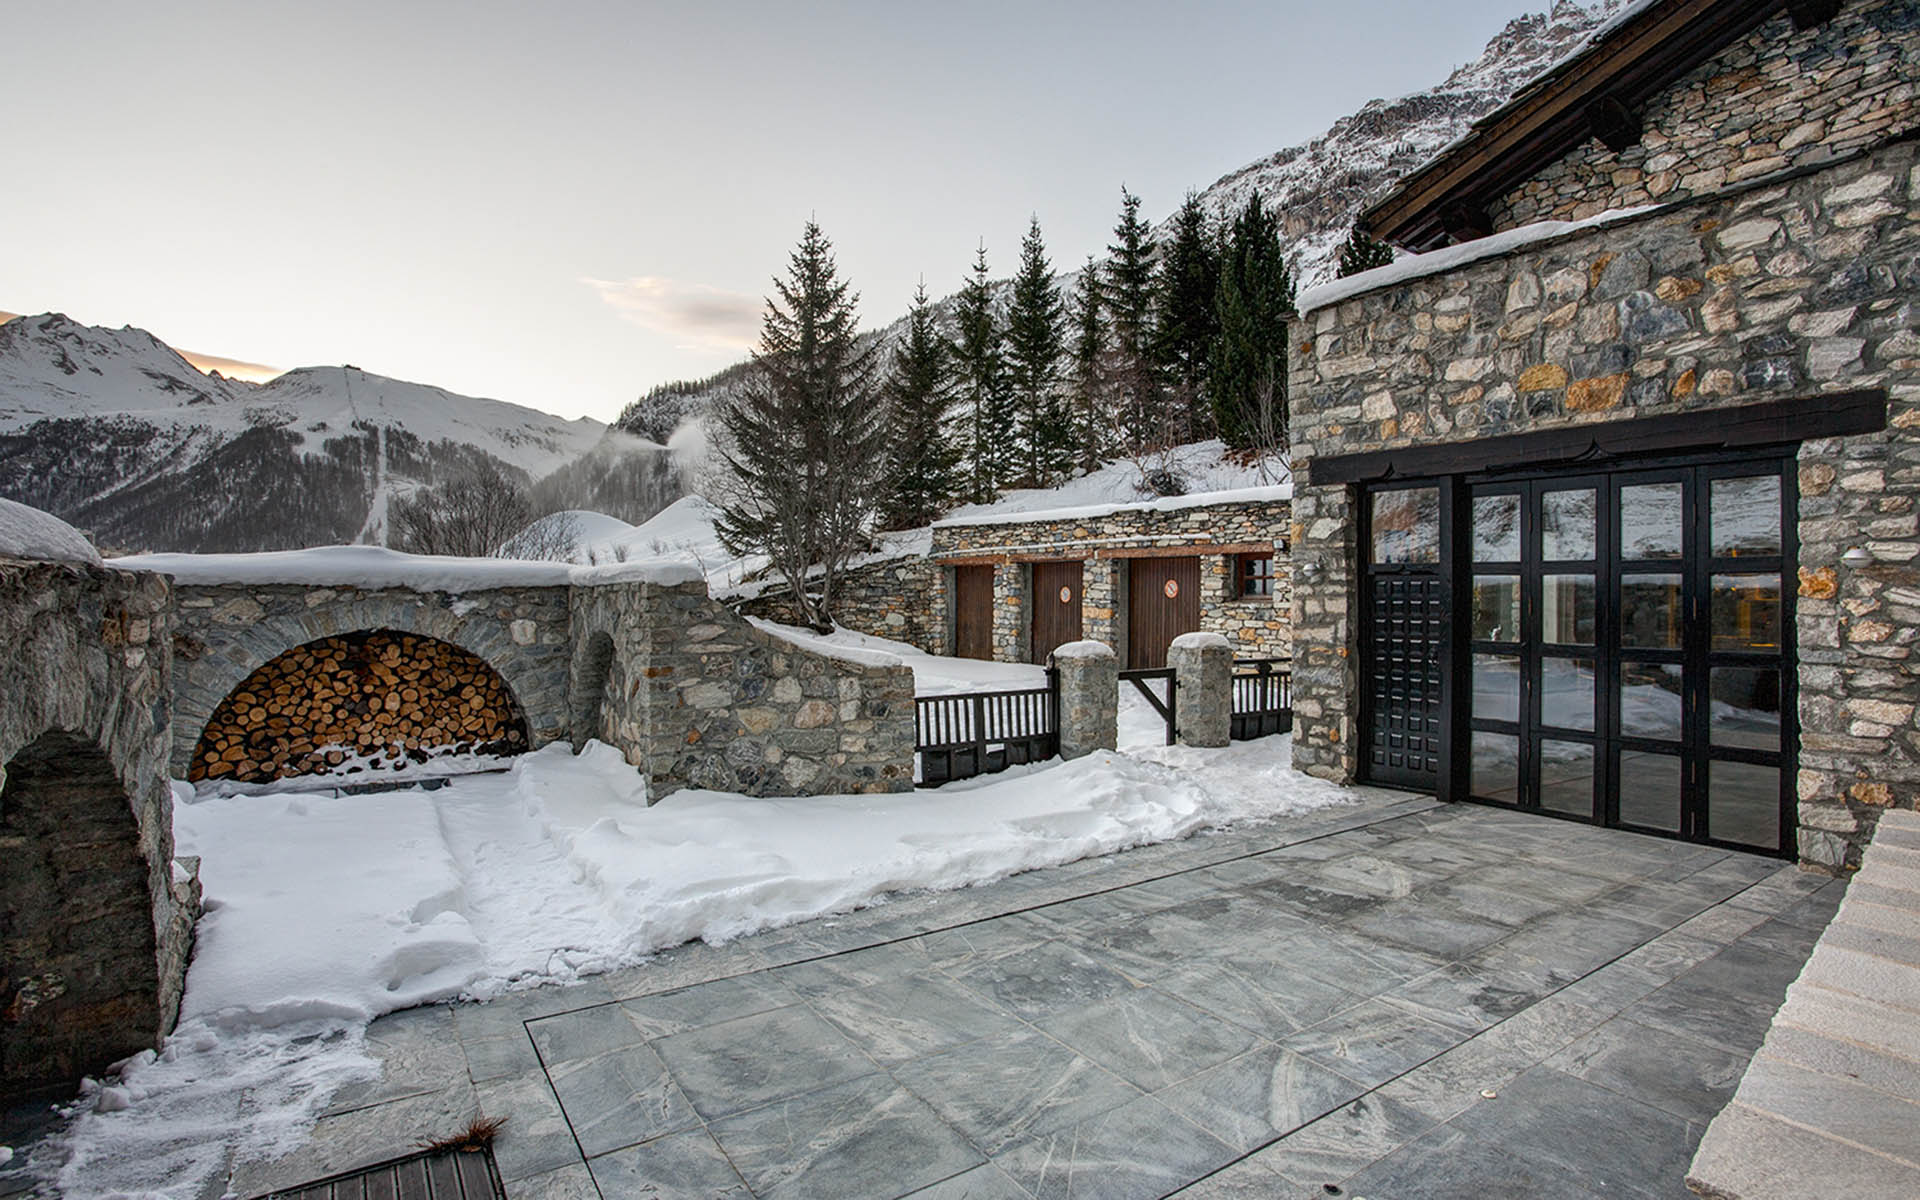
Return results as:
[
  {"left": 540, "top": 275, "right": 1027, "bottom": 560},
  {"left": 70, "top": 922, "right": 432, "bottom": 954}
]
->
[
  {"left": 1210, "top": 193, "right": 1297, "bottom": 453},
  {"left": 1152, "top": 192, "right": 1223, "bottom": 443},
  {"left": 877, "top": 283, "right": 960, "bottom": 529},
  {"left": 950, "top": 244, "right": 1013, "bottom": 502},
  {"left": 1104, "top": 186, "right": 1161, "bottom": 452},
  {"left": 1005, "top": 216, "right": 1071, "bottom": 485},
  {"left": 1336, "top": 224, "right": 1396, "bottom": 277},
  {"left": 714, "top": 220, "right": 887, "bottom": 630},
  {"left": 1067, "top": 259, "right": 1110, "bottom": 474}
]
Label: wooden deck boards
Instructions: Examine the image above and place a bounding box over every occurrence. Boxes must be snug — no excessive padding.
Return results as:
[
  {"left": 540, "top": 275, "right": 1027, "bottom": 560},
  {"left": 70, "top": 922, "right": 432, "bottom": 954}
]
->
[{"left": 264, "top": 1146, "right": 499, "bottom": 1200}]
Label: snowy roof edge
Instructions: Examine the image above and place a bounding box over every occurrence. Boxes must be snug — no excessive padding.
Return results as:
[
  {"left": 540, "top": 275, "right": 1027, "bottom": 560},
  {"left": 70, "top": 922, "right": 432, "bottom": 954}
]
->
[{"left": 932, "top": 483, "right": 1294, "bottom": 529}]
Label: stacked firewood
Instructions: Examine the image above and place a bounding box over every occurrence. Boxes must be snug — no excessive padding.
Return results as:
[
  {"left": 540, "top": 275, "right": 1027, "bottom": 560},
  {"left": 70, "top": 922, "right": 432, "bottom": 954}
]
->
[{"left": 189, "top": 631, "right": 528, "bottom": 783}]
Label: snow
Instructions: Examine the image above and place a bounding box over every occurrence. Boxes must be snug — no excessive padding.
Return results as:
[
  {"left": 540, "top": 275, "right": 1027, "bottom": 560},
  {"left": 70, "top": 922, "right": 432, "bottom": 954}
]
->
[
  {"left": 1171, "top": 631, "right": 1232, "bottom": 651},
  {"left": 935, "top": 483, "right": 1293, "bottom": 530},
  {"left": 745, "top": 617, "right": 905, "bottom": 669},
  {"left": 1296, "top": 204, "right": 1661, "bottom": 315},
  {"left": 53, "top": 637, "right": 1349, "bottom": 1198},
  {"left": 1051, "top": 640, "right": 1115, "bottom": 661},
  {"left": 0, "top": 498, "right": 101, "bottom": 565},
  {"left": 108, "top": 543, "right": 705, "bottom": 593},
  {"left": 937, "top": 442, "right": 1290, "bottom": 526}
]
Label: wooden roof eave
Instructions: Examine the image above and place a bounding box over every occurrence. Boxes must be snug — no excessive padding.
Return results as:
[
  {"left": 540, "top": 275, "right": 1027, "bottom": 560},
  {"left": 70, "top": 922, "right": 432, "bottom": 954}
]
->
[{"left": 1361, "top": 0, "right": 1781, "bottom": 252}]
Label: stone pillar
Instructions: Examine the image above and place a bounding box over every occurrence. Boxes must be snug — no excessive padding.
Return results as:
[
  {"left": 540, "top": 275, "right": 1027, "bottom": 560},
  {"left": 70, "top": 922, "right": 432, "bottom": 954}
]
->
[
  {"left": 1054, "top": 640, "right": 1117, "bottom": 760},
  {"left": 1082, "top": 558, "right": 1118, "bottom": 652},
  {"left": 1169, "top": 631, "right": 1232, "bottom": 748}
]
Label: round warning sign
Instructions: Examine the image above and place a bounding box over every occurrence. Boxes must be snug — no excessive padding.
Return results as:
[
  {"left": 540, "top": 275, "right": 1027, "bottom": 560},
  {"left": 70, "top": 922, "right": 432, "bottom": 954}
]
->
[
  {"left": 1163, "top": 578, "right": 1180, "bottom": 599},
  {"left": 1058, "top": 585, "right": 1073, "bottom": 604}
]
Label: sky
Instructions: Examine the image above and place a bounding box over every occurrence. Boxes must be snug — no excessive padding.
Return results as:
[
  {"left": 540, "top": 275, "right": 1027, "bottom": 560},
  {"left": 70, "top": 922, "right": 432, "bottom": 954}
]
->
[{"left": 3, "top": 0, "right": 1541, "bottom": 424}]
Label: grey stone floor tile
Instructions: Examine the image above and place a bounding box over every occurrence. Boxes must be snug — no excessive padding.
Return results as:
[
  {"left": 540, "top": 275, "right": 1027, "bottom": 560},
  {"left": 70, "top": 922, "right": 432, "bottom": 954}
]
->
[
  {"left": 891, "top": 1028, "right": 1143, "bottom": 1154},
  {"left": 1278, "top": 928, "right": 1449, "bottom": 998},
  {"left": 1153, "top": 1044, "right": 1368, "bottom": 1155},
  {"left": 1422, "top": 878, "right": 1565, "bottom": 927},
  {"left": 773, "top": 940, "right": 938, "bottom": 998},
  {"left": 653, "top": 1003, "right": 877, "bottom": 1121},
  {"left": 911, "top": 913, "right": 1060, "bottom": 969},
  {"left": 1467, "top": 861, "right": 1621, "bottom": 907},
  {"left": 587, "top": 1126, "right": 751, "bottom": 1198},
  {"left": 1229, "top": 876, "right": 1389, "bottom": 924},
  {"left": 325, "top": 1003, "right": 468, "bottom": 1116},
  {"left": 1035, "top": 987, "right": 1264, "bottom": 1092},
  {"left": 1046, "top": 907, "right": 1227, "bottom": 981},
  {"left": 1687, "top": 1103, "right": 1920, "bottom": 1200},
  {"left": 899, "top": 1163, "right": 1034, "bottom": 1199},
  {"left": 1296, "top": 852, "right": 1450, "bottom": 899},
  {"left": 451, "top": 979, "right": 615, "bottom": 1042},
  {"left": 1097, "top": 868, "right": 1229, "bottom": 912},
  {"left": 507, "top": 1162, "right": 601, "bottom": 1200},
  {"left": 1335, "top": 1118, "right": 1610, "bottom": 1200},
  {"left": 1157, "top": 954, "right": 1368, "bottom": 1039},
  {"left": 1145, "top": 889, "right": 1321, "bottom": 950},
  {"left": 602, "top": 940, "right": 764, "bottom": 1000},
  {"left": 1732, "top": 1055, "right": 1920, "bottom": 1164},
  {"left": 547, "top": 1042, "right": 700, "bottom": 1158},
  {"left": 462, "top": 1030, "right": 543, "bottom": 1084},
  {"left": 1624, "top": 941, "right": 1805, "bottom": 1054},
  {"left": 1163, "top": 1158, "right": 1293, "bottom": 1199},
  {"left": 995, "top": 1093, "right": 1238, "bottom": 1200},
  {"left": 947, "top": 938, "right": 1138, "bottom": 1019},
  {"left": 710, "top": 1072, "right": 983, "bottom": 1200},
  {"left": 1468, "top": 993, "right": 1613, "bottom": 1062},
  {"left": 1735, "top": 913, "right": 1827, "bottom": 962},
  {"left": 229, "top": 1085, "right": 481, "bottom": 1198},
  {"left": 619, "top": 971, "right": 800, "bottom": 1039},
  {"left": 808, "top": 969, "right": 1027, "bottom": 1064},
  {"left": 1447, "top": 1065, "right": 1700, "bottom": 1199},
  {"left": 1376, "top": 962, "right": 1543, "bottom": 1034},
  {"left": 528, "top": 1001, "right": 649, "bottom": 1067},
  {"left": 1369, "top": 1033, "right": 1543, "bottom": 1123},
  {"left": 1545, "top": 1015, "right": 1749, "bottom": 1125},
  {"left": 1484, "top": 909, "right": 1667, "bottom": 978},
  {"left": 1242, "top": 1091, "right": 1436, "bottom": 1189},
  {"left": 477, "top": 1069, "right": 584, "bottom": 1184},
  {"left": 1279, "top": 999, "right": 1461, "bottom": 1088}
]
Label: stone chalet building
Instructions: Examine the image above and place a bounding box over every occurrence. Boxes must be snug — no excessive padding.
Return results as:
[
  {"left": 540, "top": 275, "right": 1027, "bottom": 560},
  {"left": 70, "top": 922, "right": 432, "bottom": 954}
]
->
[{"left": 1287, "top": 0, "right": 1918, "bottom": 871}]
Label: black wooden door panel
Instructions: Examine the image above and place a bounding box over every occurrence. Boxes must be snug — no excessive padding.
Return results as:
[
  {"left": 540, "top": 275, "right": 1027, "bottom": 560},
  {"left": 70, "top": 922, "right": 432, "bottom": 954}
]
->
[{"left": 1367, "top": 573, "right": 1444, "bottom": 788}]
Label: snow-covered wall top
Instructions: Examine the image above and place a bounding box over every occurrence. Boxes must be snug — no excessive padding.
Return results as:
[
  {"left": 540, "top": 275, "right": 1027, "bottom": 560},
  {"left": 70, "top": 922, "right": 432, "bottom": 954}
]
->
[
  {"left": 112, "top": 545, "right": 703, "bottom": 594},
  {"left": 0, "top": 497, "right": 102, "bottom": 565},
  {"left": 933, "top": 484, "right": 1293, "bottom": 529}
]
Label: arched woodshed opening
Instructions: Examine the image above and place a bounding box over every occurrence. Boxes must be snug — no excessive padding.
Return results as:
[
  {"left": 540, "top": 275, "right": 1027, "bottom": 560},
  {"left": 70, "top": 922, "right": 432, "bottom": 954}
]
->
[
  {"left": 570, "top": 630, "right": 617, "bottom": 748},
  {"left": 189, "top": 630, "right": 530, "bottom": 783},
  {"left": 1, "top": 730, "right": 160, "bottom": 1103}
]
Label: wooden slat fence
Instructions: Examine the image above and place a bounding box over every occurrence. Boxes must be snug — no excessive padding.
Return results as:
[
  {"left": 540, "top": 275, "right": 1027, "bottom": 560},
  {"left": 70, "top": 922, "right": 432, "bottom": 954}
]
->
[
  {"left": 915, "top": 673, "right": 1058, "bottom": 786},
  {"left": 1231, "top": 658, "right": 1293, "bottom": 741}
]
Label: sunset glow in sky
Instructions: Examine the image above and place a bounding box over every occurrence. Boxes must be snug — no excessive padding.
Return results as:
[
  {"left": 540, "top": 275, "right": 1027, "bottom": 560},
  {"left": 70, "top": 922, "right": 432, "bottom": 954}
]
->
[{"left": 4, "top": 1, "right": 1532, "bottom": 423}]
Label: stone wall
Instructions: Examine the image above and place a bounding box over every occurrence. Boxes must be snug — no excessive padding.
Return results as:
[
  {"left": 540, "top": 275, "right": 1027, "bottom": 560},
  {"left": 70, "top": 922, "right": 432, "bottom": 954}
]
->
[
  {"left": 167, "top": 582, "right": 572, "bottom": 778},
  {"left": 933, "top": 495, "right": 1293, "bottom": 662},
  {"left": 572, "top": 580, "right": 915, "bottom": 798},
  {"left": 1288, "top": 134, "right": 1920, "bottom": 868},
  {"left": 0, "top": 559, "right": 197, "bottom": 1099},
  {"left": 735, "top": 552, "right": 947, "bottom": 654},
  {"left": 1491, "top": 1, "right": 1918, "bottom": 230}
]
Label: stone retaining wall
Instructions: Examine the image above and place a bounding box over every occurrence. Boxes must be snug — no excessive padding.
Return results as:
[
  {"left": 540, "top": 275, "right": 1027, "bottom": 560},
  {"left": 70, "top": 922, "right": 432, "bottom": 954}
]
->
[
  {"left": 735, "top": 553, "right": 946, "bottom": 654},
  {"left": 1288, "top": 134, "right": 1920, "bottom": 868},
  {"left": 1491, "top": 1, "right": 1919, "bottom": 230}
]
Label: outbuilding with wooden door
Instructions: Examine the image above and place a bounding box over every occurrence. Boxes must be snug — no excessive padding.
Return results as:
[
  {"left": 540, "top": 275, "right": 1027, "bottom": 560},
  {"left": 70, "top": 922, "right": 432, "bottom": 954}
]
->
[
  {"left": 1030, "top": 560, "right": 1084, "bottom": 663},
  {"left": 952, "top": 564, "right": 994, "bottom": 660},
  {"left": 1125, "top": 555, "right": 1201, "bottom": 669}
]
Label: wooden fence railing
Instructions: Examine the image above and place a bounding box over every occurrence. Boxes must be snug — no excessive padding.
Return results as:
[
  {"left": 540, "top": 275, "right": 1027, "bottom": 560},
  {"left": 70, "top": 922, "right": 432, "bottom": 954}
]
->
[
  {"left": 1231, "top": 658, "right": 1292, "bottom": 741},
  {"left": 915, "top": 672, "right": 1058, "bottom": 786}
]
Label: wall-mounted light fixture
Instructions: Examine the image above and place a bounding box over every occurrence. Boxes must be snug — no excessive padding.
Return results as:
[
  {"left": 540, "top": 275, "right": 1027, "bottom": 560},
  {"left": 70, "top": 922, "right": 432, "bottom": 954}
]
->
[{"left": 1843, "top": 546, "right": 1875, "bottom": 568}]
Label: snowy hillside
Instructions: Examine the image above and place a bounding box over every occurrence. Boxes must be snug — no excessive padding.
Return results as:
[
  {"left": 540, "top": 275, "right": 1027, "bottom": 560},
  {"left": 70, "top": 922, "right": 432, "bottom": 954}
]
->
[{"left": 0, "top": 313, "right": 646, "bottom": 553}]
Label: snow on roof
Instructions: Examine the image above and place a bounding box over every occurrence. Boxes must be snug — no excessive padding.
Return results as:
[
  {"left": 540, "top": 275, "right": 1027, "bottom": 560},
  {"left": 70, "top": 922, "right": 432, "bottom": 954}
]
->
[
  {"left": 933, "top": 483, "right": 1293, "bottom": 530},
  {"left": 1296, "top": 204, "right": 1660, "bottom": 315},
  {"left": 110, "top": 544, "right": 703, "bottom": 593},
  {"left": 0, "top": 498, "right": 102, "bottom": 566}
]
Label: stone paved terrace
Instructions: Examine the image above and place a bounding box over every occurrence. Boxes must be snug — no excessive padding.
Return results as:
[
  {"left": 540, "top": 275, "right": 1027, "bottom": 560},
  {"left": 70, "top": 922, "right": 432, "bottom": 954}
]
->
[{"left": 234, "top": 794, "right": 1842, "bottom": 1200}]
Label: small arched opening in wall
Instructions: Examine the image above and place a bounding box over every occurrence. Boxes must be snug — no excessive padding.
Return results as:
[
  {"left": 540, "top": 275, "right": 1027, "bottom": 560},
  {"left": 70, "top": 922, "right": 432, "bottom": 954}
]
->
[
  {"left": 189, "top": 629, "right": 531, "bottom": 784},
  {"left": 1, "top": 730, "right": 160, "bottom": 1104},
  {"left": 570, "top": 630, "right": 617, "bottom": 749}
]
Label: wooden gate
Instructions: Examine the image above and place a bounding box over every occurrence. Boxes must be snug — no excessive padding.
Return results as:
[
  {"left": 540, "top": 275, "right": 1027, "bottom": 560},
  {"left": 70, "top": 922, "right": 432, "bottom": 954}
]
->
[
  {"left": 1126, "top": 556, "right": 1201, "bottom": 669},
  {"left": 1030, "top": 560, "right": 1084, "bottom": 664},
  {"left": 953, "top": 565, "right": 994, "bottom": 660}
]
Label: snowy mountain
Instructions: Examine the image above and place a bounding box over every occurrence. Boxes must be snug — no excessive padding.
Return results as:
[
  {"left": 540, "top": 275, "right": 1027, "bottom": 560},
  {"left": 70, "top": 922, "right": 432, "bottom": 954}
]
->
[{"left": 0, "top": 313, "right": 686, "bottom": 553}]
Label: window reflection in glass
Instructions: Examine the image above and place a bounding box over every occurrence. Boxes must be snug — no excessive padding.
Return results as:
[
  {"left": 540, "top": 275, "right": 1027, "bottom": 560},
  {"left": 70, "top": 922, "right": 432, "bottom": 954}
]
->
[
  {"left": 1474, "top": 653, "right": 1521, "bottom": 723},
  {"left": 1543, "top": 574, "right": 1596, "bottom": 644},
  {"left": 1621, "top": 574, "right": 1683, "bottom": 648},
  {"left": 1540, "top": 740, "right": 1594, "bottom": 817},
  {"left": 1712, "top": 476, "right": 1782, "bottom": 558},
  {"left": 1620, "top": 662, "right": 1684, "bottom": 741},
  {"left": 1542, "top": 489, "right": 1597, "bottom": 561},
  {"left": 1619, "top": 752, "right": 1682, "bottom": 831},
  {"left": 1472, "top": 731, "right": 1520, "bottom": 805},
  {"left": 1540, "top": 657, "right": 1596, "bottom": 731},
  {"left": 1710, "top": 760, "right": 1780, "bottom": 848},
  {"left": 1473, "top": 494, "right": 1521, "bottom": 562},
  {"left": 1711, "top": 667, "right": 1781, "bottom": 751},
  {"left": 1621, "top": 482, "right": 1683, "bottom": 560},
  {"left": 1712, "top": 574, "right": 1781, "bottom": 651},
  {"left": 1472, "top": 576, "right": 1521, "bottom": 642},
  {"left": 1371, "top": 488, "right": 1440, "bottom": 564}
]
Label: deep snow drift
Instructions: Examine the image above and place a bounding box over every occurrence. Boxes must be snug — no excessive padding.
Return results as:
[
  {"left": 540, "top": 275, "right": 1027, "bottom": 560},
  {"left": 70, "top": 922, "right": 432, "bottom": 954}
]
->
[{"left": 47, "top": 639, "right": 1347, "bottom": 1198}]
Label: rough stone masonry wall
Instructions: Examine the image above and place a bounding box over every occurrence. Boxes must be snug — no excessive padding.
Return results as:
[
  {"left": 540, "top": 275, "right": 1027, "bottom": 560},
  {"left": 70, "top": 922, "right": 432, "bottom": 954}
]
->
[
  {"left": 573, "top": 579, "right": 915, "bottom": 798},
  {"left": 1491, "top": 0, "right": 1919, "bottom": 230},
  {"left": 1288, "top": 136, "right": 1920, "bottom": 869},
  {"left": 735, "top": 552, "right": 947, "bottom": 655},
  {"left": 0, "top": 559, "right": 196, "bottom": 1096},
  {"left": 934, "top": 498, "right": 1293, "bottom": 661},
  {"left": 167, "top": 582, "right": 572, "bottom": 777}
]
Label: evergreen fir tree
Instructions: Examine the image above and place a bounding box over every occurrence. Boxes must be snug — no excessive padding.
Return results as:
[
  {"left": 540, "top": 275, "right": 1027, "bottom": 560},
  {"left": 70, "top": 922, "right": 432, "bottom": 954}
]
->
[
  {"left": 1067, "top": 259, "right": 1110, "bottom": 474},
  {"left": 714, "top": 220, "right": 887, "bottom": 630},
  {"left": 1336, "top": 224, "right": 1396, "bottom": 277},
  {"left": 876, "top": 282, "right": 959, "bottom": 529},
  {"left": 1104, "top": 186, "right": 1161, "bottom": 451},
  {"left": 1152, "top": 192, "right": 1222, "bottom": 442},
  {"left": 949, "top": 243, "right": 1013, "bottom": 502},
  {"left": 1005, "top": 216, "right": 1071, "bottom": 485},
  {"left": 1209, "top": 193, "right": 1296, "bottom": 453}
]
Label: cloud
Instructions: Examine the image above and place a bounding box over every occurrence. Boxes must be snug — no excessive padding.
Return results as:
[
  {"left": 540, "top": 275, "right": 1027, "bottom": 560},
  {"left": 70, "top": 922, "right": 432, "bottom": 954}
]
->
[
  {"left": 583, "top": 276, "right": 761, "bottom": 353},
  {"left": 177, "top": 349, "right": 283, "bottom": 383}
]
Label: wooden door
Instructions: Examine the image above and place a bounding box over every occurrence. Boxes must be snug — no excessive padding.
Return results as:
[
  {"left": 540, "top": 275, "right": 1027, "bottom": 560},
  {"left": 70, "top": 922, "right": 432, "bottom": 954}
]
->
[
  {"left": 1126, "top": 556, "right": 1201, "bottom": 669},
  {"left": 1030, "top": 560, "right": 1084, "bottom": 664},
  {"left": 953, "top": 565, "right": 995, "bottom": 660}
]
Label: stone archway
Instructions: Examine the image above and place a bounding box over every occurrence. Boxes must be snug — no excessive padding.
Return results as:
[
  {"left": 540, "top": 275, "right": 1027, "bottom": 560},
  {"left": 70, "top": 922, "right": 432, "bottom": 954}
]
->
[
  {"left": 1, "top": 730, "right": 161, "bottom": 1104},
  {"left": 189, "top": 630, "right": 532, "bottom": 783},
  {"left": 570, "top": 630, "right": 617, "bottom": 748}
]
